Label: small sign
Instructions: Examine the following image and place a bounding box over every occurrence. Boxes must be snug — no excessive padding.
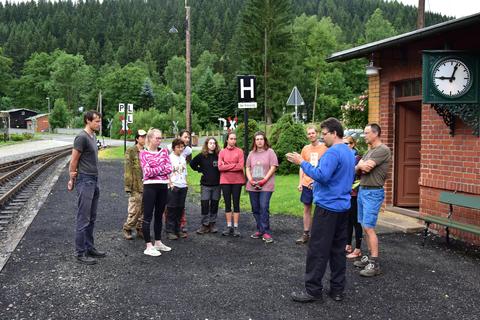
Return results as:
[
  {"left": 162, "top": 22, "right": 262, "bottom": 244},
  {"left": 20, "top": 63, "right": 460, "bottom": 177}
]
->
[
  {"left": 121, "top": 121, "right": 129, "bottom": 131},
  {"left": 237, "top": 75, "right": 256, "bottom": 107},
  {"left": 238, "top": 102, "right": 258, "bottom": 109},
  {"left": 127, "top": 114, "right": 133, "bottom": 124},
  {"left": 127, "top": 103, "right": 134, "bottom": 113},
  {"left": 286, "top": 86, "right": 305, "bottom": 106},
  {"left": 118, "top": 103, "right": 125, "bottom": 113}
]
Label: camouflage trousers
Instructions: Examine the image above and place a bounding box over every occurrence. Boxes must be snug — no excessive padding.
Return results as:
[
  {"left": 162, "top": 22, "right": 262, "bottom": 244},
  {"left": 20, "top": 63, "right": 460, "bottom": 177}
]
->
[{"left": 123, "top": 191, "right": 143, "bottom": 231}]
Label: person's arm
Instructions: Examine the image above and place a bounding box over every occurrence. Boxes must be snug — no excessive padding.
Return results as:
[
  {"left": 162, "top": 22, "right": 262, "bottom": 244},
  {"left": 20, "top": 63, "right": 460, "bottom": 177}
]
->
[
  {"left": 298, "top": 168, "right": 304, "bottom": 191},
  {"left": 69, "top": 149, "right": 81, "bottom": 181},
  {"left": 140, "top": 152, "right": 172, "bottom": 178},
  {"left": 257, "top": 165, "right": 277, "bottom": 187},
  {"left": 189, "top": 153, "right": 202, "bottom": 172},
  {"left": 300, "top": 152, "right": 337, "bottom": 184},
  {"left": 124, "top": 149, "right": 134, "bottom": 192}
]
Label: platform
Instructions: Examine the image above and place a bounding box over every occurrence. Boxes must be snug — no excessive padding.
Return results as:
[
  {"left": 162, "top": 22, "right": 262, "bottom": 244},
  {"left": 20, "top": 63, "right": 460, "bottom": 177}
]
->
[{"left": 0, "top": 160, "right": 479, "bottom": 319}]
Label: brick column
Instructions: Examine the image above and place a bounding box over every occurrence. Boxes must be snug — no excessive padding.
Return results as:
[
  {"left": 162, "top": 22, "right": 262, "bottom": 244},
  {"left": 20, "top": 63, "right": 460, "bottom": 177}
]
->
[{"left": 368, "top": 74, "right": 380, "bottom": 123}]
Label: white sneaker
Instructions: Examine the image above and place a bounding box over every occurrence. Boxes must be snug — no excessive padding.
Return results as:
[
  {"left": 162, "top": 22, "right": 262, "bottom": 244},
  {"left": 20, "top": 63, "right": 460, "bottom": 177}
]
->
[
  {"left": 144, "top": 246, "right": 161, "bottom": 256},
  {"left": 154, "top": 241, "right": 172, "bottom": 252}
]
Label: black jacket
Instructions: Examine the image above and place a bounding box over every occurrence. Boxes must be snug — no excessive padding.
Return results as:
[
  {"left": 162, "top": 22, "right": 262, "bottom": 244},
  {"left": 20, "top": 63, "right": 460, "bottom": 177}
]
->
[{"left": 190, "top": 152, "right": 220, "bottom": 186}]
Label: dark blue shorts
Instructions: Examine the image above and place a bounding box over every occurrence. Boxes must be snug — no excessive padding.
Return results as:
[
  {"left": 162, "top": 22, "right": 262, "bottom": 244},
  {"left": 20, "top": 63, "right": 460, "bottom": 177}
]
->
[{"left": 300, "top": 187, "right": 314, "bottom": 205}]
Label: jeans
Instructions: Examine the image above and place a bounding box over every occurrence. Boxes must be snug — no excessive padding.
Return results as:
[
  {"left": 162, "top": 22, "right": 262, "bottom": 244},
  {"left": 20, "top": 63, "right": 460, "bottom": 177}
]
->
[
  {"left": 305, "top": 206, "right": 348, "bottom": 296},
  {"left": 166, "top": 187, "right": 188, "bottom": 234},
  {"left": 248, "top": 191, "right": 273, "bottom": 235},
  {"left": 75, "top": 174, "right": 100, "bottom": 256}
]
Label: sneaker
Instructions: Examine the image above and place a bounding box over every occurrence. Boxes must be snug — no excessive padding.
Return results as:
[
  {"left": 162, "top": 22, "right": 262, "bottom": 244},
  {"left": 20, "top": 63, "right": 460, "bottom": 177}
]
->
[
  {"left": 209, "top": 222, "right": 218, "bottom": 233},
  {"left": 353, "top": 255, "right": 369, "bottom": 268},
  {"left": 232, "top": 227, "right": 241, "bottom": 237},
  {"left": 167, "top": 233, "right": 179, "bottom": 240},
  {"left": 179, "top": 231, "right": 188, "bottom": 238},
  {"left": 154, "top": 241, "right": 172, "bottom": 252},
  {"left": 196, "top": 225, "right": 210, "bottom": 235},
  {"left": 222, "top": 226, "right": 233, "bottom": 236},
  {"left": 123, "top": 229, "right": 133, "bottom": 240},
  {"left": 262, "top": 233, "right": 274, "bottom": 243},
  {"left": 295, "top": 233, "right": 310, "bottom": 244},
  {"left": 144, "top": 247, "right": 161, "bottom": 256},
  {"left": 359, "top": 261, "right": 382, "bottom": 277},
  {"left": 250, "top": 231, "right": 262, "bottom": 239}
]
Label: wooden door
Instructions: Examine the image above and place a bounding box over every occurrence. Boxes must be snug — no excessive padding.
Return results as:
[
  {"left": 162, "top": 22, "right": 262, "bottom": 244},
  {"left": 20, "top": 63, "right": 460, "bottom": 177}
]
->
[{"left": 395, "top": 102, "right": 421, "bottom": 207}]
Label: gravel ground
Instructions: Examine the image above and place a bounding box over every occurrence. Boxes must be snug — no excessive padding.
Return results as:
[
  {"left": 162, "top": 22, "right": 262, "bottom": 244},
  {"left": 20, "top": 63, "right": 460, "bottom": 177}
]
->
[{"left": 0, "top": 160, "right": 479, "bottom": 320}]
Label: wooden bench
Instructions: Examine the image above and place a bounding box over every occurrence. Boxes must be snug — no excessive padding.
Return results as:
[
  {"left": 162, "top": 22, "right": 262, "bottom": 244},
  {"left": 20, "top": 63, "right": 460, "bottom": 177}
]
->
[{"left": 421, "top": 191, "right": 480, "bottom": 246}]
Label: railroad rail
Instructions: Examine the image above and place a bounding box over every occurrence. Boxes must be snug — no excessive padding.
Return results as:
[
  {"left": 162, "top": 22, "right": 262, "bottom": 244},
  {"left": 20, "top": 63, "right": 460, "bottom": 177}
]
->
[{"left": 0, "top": 148, "right": 71, "bottom": 231}]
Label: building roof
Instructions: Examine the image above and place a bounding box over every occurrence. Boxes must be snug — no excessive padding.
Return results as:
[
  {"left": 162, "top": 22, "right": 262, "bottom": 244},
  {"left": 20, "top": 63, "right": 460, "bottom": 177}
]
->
[
  {"left": 25, "top": 113, "right": 49, "bottom": 121},
  {"left": 2, "top": 108, "right": 38, "bottom": 114},
  {"left": 327, "top": 12, "right": 480, "bottom": 62}
]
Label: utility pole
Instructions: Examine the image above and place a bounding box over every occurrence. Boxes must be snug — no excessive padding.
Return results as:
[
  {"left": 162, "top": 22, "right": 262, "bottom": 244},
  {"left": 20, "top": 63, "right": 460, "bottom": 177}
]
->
[
  {"left": 185, "top": 0, "right": 192, "bottom": 136},
  {"left": 417, "top": 0, "right": 425, "bottom": 29},
  {"left": 46, "top": 97, "right": 51, "bottom": 133}
]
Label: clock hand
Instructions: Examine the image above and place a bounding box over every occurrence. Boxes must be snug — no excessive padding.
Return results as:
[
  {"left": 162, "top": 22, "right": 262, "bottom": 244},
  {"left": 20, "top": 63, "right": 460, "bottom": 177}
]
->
[
  {"left": 449, "top": 63, "right": 458, "bottom": 82},
  {"left": 434, "top": 76, "right": 450, "bottom": 80}
]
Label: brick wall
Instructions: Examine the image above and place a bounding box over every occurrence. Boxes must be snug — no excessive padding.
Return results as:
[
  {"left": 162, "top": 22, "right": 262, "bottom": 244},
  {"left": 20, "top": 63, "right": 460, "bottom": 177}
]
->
[{"left": 419, "top": 105, "right": 480, "bottom": 244}]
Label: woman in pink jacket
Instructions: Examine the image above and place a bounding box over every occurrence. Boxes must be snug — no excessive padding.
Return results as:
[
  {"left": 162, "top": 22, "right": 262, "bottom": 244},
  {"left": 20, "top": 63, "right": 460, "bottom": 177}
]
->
[
  {"left": 218, "top": 132, "right": 245, "bottom": 237},
  {"left": 139, "top": 129, "right": 173, "bottom": 256}
]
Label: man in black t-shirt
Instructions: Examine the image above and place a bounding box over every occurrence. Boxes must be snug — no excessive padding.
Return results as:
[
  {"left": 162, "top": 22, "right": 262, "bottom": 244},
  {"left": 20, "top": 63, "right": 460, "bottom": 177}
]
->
[{"left": 68, "top": 110, "right": 106, "bottom": 265}]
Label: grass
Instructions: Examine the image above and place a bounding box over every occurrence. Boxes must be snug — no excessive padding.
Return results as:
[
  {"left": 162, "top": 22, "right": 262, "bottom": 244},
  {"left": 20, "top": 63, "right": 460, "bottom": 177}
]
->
[
  {"left": 98, "top": 146, "right": 125, "bottom": 160},
  {"left": 101, "top": 147, "right": 303, "bottom": 216}
]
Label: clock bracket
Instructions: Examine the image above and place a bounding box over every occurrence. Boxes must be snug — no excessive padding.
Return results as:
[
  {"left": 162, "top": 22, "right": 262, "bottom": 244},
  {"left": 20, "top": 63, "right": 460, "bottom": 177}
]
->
[{"left": 431, "top": 103, "right": 480, "bottom": 137}]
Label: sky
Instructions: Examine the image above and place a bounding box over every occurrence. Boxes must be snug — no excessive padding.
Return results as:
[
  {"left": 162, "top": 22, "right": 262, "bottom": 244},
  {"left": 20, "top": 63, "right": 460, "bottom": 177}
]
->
[
  {"left": 390, "top": 0, "right": 480, "bottom": 18},
  {"left": 1, "top": 0, "right": 480, "bottom": 19}
]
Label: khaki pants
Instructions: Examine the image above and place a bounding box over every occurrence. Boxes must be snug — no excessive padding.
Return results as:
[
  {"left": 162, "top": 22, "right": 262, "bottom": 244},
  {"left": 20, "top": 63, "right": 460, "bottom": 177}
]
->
[{"left": 123, "top": 191, "right": 143, "bottom": 231}]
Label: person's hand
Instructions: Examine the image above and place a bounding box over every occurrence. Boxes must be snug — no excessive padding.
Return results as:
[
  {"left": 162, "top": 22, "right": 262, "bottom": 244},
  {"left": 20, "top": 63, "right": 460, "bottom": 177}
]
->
[
  {"left": 249, "top": 178, "right": 256, "bottom": 186},
  {"left": 286, "top": 152, "right": 303, "bottom": 165},
  {"left": 257, "top": 179, "right": 267, "bottom": 187},
  {"left": 69, "top": 171, "right": 77, "bottom": 179},
  {"left": 297, "top": 184, "right": 303, "bottom": 192},
  {"left": 308, "top": 183, "right": 313, "bottom": 190},
  {"left": 67, "top": 178, "right": 75, "bottom": 191}
]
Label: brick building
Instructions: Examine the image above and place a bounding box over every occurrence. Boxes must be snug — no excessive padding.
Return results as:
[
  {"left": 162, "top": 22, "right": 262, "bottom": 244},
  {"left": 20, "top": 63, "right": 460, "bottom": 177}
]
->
[
  {"left": 26, "top": 114, "right": 50, "bottom": 133},
  {"left": 328, "top": 13, "right": 480, "bottom": 244}
]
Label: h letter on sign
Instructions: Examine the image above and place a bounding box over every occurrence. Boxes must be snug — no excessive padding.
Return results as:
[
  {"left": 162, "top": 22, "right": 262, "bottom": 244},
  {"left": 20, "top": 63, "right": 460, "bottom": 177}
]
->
[{"left": 240, "top": 78, "right": 255, "bottom": 100}]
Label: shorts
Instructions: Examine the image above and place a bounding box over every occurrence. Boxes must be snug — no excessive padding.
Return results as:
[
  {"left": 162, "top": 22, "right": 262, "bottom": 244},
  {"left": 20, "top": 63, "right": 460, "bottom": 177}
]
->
[
  {"left": 300, "top": 186, "right": 314, "bottom": 205},
  {"left": 357, "top": 187, "right": 384, "bottom": 228}
]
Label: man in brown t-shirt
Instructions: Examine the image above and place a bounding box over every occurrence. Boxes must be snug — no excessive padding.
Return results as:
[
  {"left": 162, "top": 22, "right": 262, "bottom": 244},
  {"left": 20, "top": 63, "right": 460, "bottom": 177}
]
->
[
  {"left": 296, "top": 125, "right": 327, "bottom": 244},
  {"left": 354, "top": 123, "right": 391, "bottom": 277}
]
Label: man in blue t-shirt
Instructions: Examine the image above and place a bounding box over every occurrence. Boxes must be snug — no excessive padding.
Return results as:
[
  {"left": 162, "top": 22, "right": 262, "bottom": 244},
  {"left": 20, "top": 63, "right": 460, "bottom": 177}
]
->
[{"left": 286, "top": 117, "right": 355, "bottom": 303}]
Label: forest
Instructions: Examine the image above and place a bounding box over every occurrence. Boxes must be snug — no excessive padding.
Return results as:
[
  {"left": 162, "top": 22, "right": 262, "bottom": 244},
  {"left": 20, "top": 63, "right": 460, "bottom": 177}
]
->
[{"left": 0, "top": 0, "right": 449, "bottom": 136}]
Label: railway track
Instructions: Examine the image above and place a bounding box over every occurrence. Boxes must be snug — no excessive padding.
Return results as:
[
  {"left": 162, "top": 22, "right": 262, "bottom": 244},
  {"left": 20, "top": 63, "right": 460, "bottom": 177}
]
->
[{"left": 0, "top": 148, "right": 71, "bottom": 232}]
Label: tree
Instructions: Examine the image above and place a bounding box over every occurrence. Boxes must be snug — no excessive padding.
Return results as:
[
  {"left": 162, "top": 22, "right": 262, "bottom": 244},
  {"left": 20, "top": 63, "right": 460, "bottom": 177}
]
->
[
  {"left": 163, "top": 56, "right": 186, "bottom": 94},
  {"left": 0, "top": 47, "right": 13, "bottom": 98},
  {"left": 139, "top": 78, "right": 155, "bottom": 109},
  {"left": 49, "top": 98, "right": 71, "bottom": 129},
  {"left": 239, "top": 0, "right": 294, "bottom": 123},
  {"left": 364, "top": 8, "right": 397, "bottom": 43}
]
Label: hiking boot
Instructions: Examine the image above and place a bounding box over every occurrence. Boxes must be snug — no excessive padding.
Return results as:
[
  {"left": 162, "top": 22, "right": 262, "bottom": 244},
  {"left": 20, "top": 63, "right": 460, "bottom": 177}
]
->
[
  {"left": 86, "top": 248, "right": 106, "bottom": 258},
  {"left": 250, "top": 231, "right": 262, "bottom": 239},
  {"left": 262, "top": 233, "right": 273, "bottom": 243},
  {"left": 353, "top": 255, "right": 369, "bottom": 268},
  {"left": 295, "top": 232, "right": 310, "bottom": 244},
  {"left": 222, "top": 226, "right": 233, "bottom": 236},
  {"left": 196, "top": 225, "right": 210, "bottom": 235},
  {"left": 76, "top": 255, "right": 97, "bottom": 265},
  {"left": 209, "top": 222, "right": 218, "bottom": 233},
  {"left": 167, "top": 233, "right": 179, "bottom": 240},
  {"left": 123, "top": 229, "right": 133, "bottom": 240},
  {"left": 359, "top": 261, "right": 382, "bottom": 277},
  {"left": 232, "top": 227, "right": 241, "bottom": 237},
  {"left": 291, "top": 291, "right": 323, "bottom": 303},
  {"left": 179, "top": 231, "right": 188, "bottom": 238},
  {"left": 136, "top": 228, "right": 144, "bottom": 239}
]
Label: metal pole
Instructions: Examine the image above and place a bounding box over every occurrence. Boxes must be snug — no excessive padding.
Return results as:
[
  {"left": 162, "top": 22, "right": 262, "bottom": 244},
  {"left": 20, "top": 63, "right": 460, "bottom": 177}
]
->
[
  {"left": 47, "top": 97, "right": 51, "bottom": 133},
  {"left": 124, "top": 105, "right": 127, "bottom": 153},
  {"left": 294, "top": 88, "right": 298, "bottom": 123},
  {"left": 244, "top": 109, "right": 248, "bottom": 163},
  {"left": 264, "top": 27, "right": 267, "bottom": 133},
  {"left": 185, "top": 1, "right": 192, "bottom": 139}
]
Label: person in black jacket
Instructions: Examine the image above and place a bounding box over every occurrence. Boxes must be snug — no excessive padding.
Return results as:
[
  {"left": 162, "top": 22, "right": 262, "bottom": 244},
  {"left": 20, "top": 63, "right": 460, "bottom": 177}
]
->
[{"left": 190, "top": 137, "right": 221, "bottom": 234}]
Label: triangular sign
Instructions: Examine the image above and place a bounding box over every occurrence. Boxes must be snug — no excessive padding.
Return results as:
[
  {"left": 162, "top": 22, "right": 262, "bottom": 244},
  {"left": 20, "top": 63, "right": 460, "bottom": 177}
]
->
[{"left": 286, "top": 86, "right": 305, "bottom": 106}]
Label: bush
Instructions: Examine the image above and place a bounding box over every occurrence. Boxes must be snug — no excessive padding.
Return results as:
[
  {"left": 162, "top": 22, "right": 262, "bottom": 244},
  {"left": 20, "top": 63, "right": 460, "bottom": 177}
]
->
[
  {"left": 269, "top": 114, "right": 293, "bottom": 147},
  {"left": 22, "top": 132, "right": 34, "bottom": 140},
  {"left": 273, "top": 123, "right": 308, "bottom": 175},
  {"left": 10, "top": 133, "right": 25, "bottom": 141},
  {"left": 235, "top": 119, "right": 260, "bottom": 150}
]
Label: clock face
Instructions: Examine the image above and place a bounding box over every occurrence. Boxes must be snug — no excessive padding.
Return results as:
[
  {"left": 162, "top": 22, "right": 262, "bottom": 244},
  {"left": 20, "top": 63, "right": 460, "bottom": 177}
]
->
[{"left": 432, "top": 58, "right": 472, "bottom": 98}]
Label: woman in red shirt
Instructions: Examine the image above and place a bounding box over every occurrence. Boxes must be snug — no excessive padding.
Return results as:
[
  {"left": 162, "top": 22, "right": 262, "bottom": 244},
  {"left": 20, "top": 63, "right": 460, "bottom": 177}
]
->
[{"left": 218, "top": 132, "right": 245, "bottom": 237}]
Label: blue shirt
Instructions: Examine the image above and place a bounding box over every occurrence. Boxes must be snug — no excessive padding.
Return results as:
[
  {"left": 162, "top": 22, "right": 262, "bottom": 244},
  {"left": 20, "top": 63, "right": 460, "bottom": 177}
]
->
[{"left": 300, "top": 143, "right": 355, "bottom": 212}]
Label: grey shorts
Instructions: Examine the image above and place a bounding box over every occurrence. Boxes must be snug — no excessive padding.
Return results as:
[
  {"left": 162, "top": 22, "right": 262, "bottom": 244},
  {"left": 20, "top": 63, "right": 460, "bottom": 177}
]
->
[{"left": 201, "top": 185, "right": 221, "bottom": 201}]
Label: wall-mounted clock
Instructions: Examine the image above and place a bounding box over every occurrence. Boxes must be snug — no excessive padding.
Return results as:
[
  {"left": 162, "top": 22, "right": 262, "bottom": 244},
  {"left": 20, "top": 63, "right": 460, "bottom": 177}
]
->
[{"left": 432, "top": 58, "right": 472, "bottom": 98}]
